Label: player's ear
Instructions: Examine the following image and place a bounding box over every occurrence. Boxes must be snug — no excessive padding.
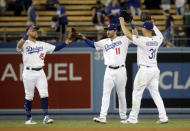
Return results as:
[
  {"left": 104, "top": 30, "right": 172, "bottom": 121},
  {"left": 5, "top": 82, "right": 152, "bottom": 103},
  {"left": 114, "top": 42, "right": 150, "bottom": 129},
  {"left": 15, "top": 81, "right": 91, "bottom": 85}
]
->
[{"left": 115, "top": 30, "right": 118, "bottom": 35}]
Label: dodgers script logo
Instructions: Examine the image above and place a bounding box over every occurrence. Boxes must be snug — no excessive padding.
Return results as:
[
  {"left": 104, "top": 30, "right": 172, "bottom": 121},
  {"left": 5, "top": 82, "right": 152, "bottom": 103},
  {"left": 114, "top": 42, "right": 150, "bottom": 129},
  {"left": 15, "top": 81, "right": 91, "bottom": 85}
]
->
[
  {"left": 26, "top": 46, "right": 43, "bottom": 54},
  {"left": 105, "top": 41, "right": 122, "bottom": 51}
]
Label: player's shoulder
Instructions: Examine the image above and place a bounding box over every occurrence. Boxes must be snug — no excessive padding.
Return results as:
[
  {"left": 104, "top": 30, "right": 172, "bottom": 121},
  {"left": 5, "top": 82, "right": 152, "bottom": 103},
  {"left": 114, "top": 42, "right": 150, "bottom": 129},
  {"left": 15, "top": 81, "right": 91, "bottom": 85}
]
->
[
  {"left": 98, "top": 38, "right": 109, "bottom": 43},
  {"left": 117, "top": 36, "right": 127, "bottom": 41},
  {"left": 133, "top": 35, "right": 142, "bottom": 39},
  {"left": 36, "top": 41, "right": 50, "bottom": 47},
  {"left": 153, "top": 36, "right": 163, "bottom": 41},
  {"left": 120, "top": 35, "right": 132, "bottom": 39},
  {"left": 24, "top": 40, "right": 33, "bottom": 46},
  {"left": 37, "top": 40, "right": 49, "bottom": 44},
  {"left": 35, "top": 40, "right": 44, "bottom": 45},
  {"left": 96, "top": 9, "right": 102, "bottom": 13},
  {"left": 118, "top": 36, "right": 132, "bottom": 45}
]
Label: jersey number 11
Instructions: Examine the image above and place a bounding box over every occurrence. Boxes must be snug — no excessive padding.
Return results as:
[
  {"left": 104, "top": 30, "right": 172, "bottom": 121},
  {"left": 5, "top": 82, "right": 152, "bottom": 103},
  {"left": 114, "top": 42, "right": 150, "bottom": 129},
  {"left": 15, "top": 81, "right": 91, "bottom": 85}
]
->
[{"left": 115, "top": 48, "right": 120, "bottom": 55}]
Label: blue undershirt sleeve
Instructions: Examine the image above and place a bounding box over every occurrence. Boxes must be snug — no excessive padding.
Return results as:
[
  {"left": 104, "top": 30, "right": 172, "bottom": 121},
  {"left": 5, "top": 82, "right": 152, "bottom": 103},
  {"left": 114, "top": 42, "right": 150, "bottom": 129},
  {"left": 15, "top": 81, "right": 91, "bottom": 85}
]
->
[
  {"left": 84, "top": 38, "right": 95, "bottom": 48},
  {"left": 54, "top": 42, "right": 67, "bottom": 51}
]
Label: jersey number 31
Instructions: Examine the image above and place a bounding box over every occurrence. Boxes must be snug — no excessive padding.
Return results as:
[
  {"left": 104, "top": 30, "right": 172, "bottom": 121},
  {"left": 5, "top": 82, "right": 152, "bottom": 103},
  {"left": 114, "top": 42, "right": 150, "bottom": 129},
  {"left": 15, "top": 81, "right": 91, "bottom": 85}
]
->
[{"left": 149, "top": 48, "right": 156, "bottom": 59}]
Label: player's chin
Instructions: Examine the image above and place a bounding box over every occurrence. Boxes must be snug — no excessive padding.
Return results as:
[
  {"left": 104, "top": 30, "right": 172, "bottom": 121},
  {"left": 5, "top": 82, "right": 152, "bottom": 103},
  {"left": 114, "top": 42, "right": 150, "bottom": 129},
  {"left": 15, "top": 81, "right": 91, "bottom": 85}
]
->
[{"left": 35, "top": 34, "right": 38, "bottom": 39}]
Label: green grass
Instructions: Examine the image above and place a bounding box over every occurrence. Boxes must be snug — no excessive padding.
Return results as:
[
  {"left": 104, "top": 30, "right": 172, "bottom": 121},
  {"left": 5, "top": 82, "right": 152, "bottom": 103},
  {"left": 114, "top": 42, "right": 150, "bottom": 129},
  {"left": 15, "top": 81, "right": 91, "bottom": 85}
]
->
[{"left": 0, "top": 120, "right": 190, "bottom": 128}]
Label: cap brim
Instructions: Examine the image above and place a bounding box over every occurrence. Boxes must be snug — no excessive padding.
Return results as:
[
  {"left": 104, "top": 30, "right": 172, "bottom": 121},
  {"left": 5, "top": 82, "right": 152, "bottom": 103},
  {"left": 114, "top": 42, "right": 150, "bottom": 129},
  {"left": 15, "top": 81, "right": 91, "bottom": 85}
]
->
[
  {"left": 104, "top": 28, "right": 117, "bottom": 30},
  {"left": 26, "top": 25, "right": 39, "bottom": 32},
  {"left": 34, "top": 26, "right": 40, "bottom": 30}
]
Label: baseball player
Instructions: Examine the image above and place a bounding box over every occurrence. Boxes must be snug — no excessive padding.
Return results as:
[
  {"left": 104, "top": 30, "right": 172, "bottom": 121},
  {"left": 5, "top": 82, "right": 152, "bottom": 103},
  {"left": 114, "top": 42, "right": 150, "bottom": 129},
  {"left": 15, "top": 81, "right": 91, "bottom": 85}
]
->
[
  {"left": 119, "top": 17, "right": 168, "bottom": 124},
  {"left": 16, "top": 25, "right": 72, "bottom": 124},
  {"left": 79, "top": 24, "right": 131, "bottom": 124}
]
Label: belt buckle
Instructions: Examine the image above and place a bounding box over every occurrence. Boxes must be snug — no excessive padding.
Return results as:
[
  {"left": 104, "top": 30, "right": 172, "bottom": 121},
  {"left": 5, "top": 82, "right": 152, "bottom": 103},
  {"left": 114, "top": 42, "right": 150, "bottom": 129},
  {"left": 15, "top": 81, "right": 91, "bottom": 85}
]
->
[{"left": 26, "top": 67, "right": 32, "bottom": 70}]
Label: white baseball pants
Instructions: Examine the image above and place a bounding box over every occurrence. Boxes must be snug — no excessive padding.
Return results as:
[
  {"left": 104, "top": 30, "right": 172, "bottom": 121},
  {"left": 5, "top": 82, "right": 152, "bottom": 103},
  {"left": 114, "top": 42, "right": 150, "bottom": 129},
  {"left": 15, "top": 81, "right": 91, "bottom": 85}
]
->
[
  {"left": 128, "top": 66, "right": 168, "bottom": 122},
  {"left": 100, "top": 66, "right": 127, "bottom": 120},
  {"left": 22, "top": 68, "right": 48, "bottom": 100}
]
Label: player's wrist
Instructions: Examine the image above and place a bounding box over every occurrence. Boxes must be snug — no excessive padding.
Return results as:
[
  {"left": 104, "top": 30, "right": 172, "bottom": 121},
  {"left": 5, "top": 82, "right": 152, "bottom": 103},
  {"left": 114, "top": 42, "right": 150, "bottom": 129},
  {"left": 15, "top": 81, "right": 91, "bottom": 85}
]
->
[
  {"left": 131, "top": 24, "right": 135, "bottom": 30},
  {"left": 23, "top": 34, "right": 28, "bottom": 41},
  {"left": 65, "top": 39, "right": 70, "bottom": 44},
  {"left": 83, "top": 37, "right": 87, "bottom": 40}
]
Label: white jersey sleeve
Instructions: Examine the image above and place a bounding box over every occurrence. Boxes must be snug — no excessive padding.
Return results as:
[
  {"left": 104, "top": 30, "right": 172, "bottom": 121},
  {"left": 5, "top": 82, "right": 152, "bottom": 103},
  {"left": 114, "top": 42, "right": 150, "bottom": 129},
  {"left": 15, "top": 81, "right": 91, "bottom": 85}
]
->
[
  {"left": 121, "top": 35, "right": 132, "bottom": 45},
  {"left": 42, "top": 42, "right": 56, "bottom": 54},
  {"left": 153, "top": 25, "right": 164, "bottom": 43},
  {"left": 94, "top": 39, "right": 106, "bottom": 50}
]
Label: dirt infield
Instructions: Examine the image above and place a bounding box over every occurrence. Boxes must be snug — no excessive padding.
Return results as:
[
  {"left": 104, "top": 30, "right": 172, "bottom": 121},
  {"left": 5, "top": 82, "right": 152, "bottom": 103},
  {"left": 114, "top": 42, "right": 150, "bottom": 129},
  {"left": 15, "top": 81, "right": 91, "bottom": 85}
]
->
[{"left": 1, "top": 128, "right": 190, "bottom": 131}]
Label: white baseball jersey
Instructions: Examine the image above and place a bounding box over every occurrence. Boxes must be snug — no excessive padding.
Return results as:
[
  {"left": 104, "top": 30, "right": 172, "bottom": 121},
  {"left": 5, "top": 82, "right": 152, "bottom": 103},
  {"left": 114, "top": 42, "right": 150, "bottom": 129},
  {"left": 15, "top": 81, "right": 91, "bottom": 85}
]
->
[
  {"left": 94, "top": 36, "right": 131, "bottom": 66},
  {"left": 17, "top": 40, "right": 55, "bottom": 67},
  {"left": 132, "top": 26, "right": 163, "bottom": 67}
]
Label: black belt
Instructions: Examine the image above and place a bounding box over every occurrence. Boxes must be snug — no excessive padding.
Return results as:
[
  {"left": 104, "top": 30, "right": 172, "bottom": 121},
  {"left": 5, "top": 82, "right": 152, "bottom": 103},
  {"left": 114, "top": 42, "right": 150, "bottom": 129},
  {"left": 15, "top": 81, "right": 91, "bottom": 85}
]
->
[
  {"left": 108, "top": 65, "right": 124, "bottom": 69},
  {"left": 138, "top": 65, "right": 151, "bottom": 69},
  {"left": 26, "top": 67, "right": 43, "bottom": 71}
]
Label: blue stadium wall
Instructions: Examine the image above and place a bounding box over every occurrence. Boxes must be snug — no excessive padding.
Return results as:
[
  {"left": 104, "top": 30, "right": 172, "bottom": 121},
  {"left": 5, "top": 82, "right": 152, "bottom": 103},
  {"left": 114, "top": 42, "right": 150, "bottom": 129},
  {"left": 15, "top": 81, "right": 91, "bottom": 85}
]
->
[{"left": 0, "top": 42, "right": 190, "bottom": 114}]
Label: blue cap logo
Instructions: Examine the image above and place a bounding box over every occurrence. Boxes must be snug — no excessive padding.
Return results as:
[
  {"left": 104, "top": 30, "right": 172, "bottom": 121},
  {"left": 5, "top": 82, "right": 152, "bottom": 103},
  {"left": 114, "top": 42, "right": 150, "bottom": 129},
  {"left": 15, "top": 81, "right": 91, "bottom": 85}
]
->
[{"left": 104, "top": 24, "right": 117, "bottom": 30}]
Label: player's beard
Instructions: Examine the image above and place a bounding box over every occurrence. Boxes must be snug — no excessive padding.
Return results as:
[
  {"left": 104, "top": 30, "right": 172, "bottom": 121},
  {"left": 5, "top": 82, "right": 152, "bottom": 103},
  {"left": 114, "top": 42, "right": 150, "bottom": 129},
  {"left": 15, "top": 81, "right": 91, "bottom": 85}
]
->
[
  {"left": 28, "top": 33, "right": 38, "bottom": 41},
  {"left": 107, "top": 32, "right": 112, "bottom": 38},
  {"left": 107, "top": 31, "right": 116, "bottom": 39},
  {"left": 31, "top": 33, "right": 38, "bottom": 39}
]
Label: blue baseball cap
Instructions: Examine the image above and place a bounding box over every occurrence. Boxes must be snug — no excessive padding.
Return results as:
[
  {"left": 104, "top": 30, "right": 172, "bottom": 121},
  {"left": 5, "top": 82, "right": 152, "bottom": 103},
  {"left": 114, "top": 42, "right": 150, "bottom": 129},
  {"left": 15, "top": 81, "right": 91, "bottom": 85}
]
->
[
  {"left": 141, "top": 21, "right": 153, "bottom": 30},
  {"left": 25, "top": 25, "right": 39, "bottom": 32},
  {"left": 54, "top": 0, "right": 59, "bottom": 4},
  {"left": 104, "top": 24, "right": 117, "bottom": 30}
]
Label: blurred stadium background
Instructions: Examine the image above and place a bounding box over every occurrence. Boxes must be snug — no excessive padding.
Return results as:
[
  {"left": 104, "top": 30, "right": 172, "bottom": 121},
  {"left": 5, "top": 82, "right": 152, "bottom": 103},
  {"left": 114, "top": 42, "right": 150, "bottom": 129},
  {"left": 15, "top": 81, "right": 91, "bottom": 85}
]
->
[{"left": 0, "top": 0, "right": 190, "bottom": 121}]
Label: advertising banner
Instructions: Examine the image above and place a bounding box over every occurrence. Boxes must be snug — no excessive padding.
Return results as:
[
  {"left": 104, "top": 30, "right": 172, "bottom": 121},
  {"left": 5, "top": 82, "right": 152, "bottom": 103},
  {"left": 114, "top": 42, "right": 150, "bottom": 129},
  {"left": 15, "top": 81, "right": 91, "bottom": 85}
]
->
[
  {"left": 0, "top": 53, "right": 92, "bottom": 109},
  {"left": 132, "top": 63, "right": 190, "bottom": 99}
]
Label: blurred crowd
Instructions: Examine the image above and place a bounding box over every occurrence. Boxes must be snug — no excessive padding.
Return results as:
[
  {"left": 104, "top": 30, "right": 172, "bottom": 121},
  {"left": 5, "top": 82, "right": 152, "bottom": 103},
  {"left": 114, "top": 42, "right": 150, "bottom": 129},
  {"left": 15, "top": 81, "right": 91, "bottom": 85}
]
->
[
  {"left": 91, "top": 0, "right": 190, "bottom": 47},
  {"left": 0, "top": 0, "right": 190, "bottom": 46}
]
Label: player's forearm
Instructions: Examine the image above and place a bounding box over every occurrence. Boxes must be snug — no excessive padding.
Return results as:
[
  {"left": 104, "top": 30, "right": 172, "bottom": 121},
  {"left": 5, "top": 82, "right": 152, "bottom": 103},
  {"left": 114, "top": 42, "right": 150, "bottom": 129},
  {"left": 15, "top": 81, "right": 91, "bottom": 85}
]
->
[
  {"left": 17, "top": 39, "right": 26, "bottom": 49},
  {"left": 153, "top": 25, "right": 163, "bottom": 40},
  {"left": 131, "top": 24, "right": 138, "bottom": 35},
  {"left": 97, "top": 14, "right": 102, "bottom": 25},
  {"left": 59, "top": 13, "right": 66, "bottom": 18},
  {"left": 120, "top": 19, "right": 133, "bottom": 40},
  {"left": 17, "top": 34, "right": 29, "bottom": 49},
  {"left": 131, "top": 21, "right": 138, "bottom": 35},
  {"left": 107, "top": 13, "right": 114, "bottom": 17},
  {"left": 170, "top": 22, "right": 174, "bottom": 33},
  {"left": 132, "top": 28, "right": 138, "bottom": 35},
  {"left": 84, "top": 38, "right": 95, "bottom": 48}
]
